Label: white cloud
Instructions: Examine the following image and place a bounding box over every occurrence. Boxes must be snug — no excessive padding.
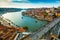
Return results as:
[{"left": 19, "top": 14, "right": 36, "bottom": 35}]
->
[
  {"left": 13, "top": 0, "right": 30, "bottom": 3},
  {"left": 0, "top": 0, "right": 12, "bottom": 2},
  {"left": 14, "top": 0, "right": 28, "bottom": 1},
  {"left": 0, "top": 1, "right": 59, "bottom": 8}
]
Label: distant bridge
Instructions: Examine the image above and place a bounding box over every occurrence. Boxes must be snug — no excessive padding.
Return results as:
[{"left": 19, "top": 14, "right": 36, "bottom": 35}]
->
[{"left": 21, "top": 17, "right": 60, "bottom": 40}]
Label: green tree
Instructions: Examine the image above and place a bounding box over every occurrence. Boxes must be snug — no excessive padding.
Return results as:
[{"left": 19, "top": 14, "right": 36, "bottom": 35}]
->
[{"left": 23, "top": 26, "right": 28, "bottom": 30}]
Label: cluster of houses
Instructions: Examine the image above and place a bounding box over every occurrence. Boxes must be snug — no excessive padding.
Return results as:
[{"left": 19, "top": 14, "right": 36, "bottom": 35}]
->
[
  {"left": 0, "top": 16, "right": 28, "bottom": 40},
  {"left": 22, "top": 7, "right": 60, "bottom": 21}
]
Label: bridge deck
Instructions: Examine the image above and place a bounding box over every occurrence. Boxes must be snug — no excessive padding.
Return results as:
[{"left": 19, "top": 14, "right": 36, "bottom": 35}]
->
[{"left": 23, "top": 17, "right": 60, "bottom": 40}]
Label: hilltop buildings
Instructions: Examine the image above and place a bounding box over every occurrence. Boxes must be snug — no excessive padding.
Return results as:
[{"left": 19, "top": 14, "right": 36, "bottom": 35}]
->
[{"left": 22, "top": 7, "right": 60, "bottom": 21}]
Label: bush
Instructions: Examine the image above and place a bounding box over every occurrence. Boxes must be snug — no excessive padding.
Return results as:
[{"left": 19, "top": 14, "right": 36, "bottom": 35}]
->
[{"left": 23, "top": 26, "right": 28, "bottom": 30}]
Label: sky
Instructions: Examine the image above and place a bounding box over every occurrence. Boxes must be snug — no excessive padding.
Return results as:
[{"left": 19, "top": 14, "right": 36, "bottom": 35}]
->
[{"left": 0, "top": 0, "right": 60, "bottom": 8}]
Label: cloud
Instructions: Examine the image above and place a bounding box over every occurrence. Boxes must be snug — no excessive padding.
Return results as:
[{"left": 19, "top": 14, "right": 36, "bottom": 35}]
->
[
  {"left": 14, "top": 0, "right": 28, "bottom": 1},
  {"left": 0, "top": 0, "right": 12, "bottom": 2},
  {"left": 0, "top": 2, "right": 59, "bottom": 8},
  {"left": 0, "top": 0, "right": 60, "bottom": 8},
  {"left": 13, "top": 0, "right": 30, "bottom": 3}
]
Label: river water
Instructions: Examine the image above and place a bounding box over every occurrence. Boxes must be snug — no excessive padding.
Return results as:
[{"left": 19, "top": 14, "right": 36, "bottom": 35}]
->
[{"left": 2, "top": 10, "right": 48, "bottom": 32}]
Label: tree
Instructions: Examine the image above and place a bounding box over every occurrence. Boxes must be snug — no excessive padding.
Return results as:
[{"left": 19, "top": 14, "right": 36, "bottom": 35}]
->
[
  {"left": 23, "top": 26, "right": 28, "bottom": 31},
  {"left": 42, "top": 12, "right": 48, "bottom": 17}
]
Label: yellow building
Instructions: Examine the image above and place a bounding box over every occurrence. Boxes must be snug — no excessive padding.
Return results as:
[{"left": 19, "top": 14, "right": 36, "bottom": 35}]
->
[
  {"left": 50, "top": 33, "right": 58, "bottom": 40},
  {"left": 55, "top": 9, "right": 60, "bottom": 17},
  {"left": 55, "top": 13, "right": 60, "bottom": 17}
]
